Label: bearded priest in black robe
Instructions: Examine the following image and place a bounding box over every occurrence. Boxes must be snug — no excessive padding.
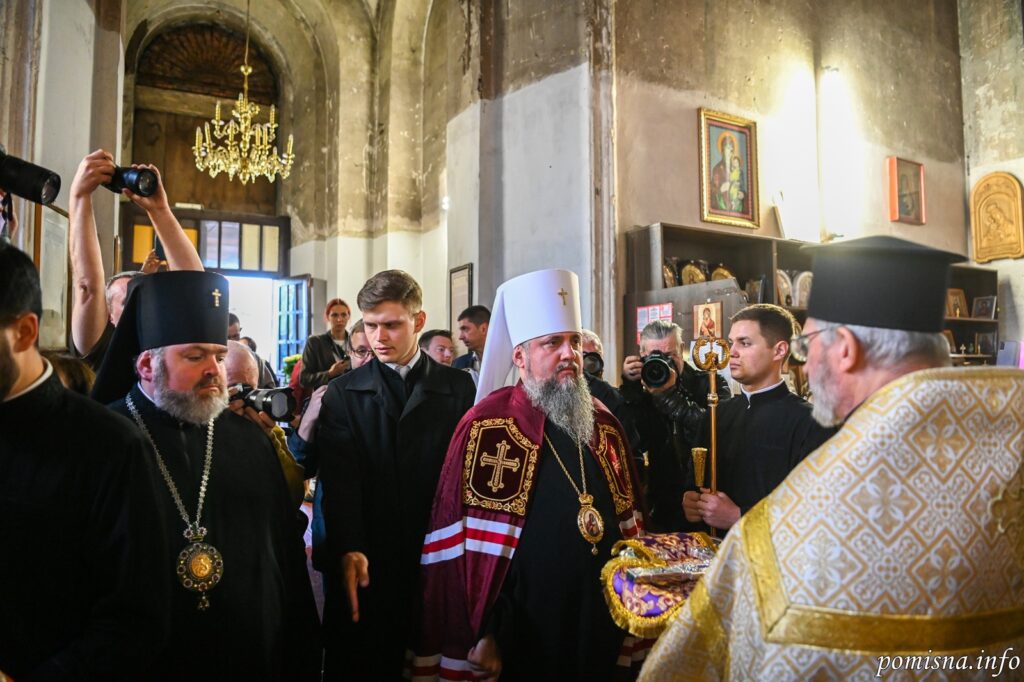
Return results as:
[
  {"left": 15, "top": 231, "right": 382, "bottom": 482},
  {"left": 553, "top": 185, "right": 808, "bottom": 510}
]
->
[{"left": 92, "top": 271, "right": 320, "bottom": 681}]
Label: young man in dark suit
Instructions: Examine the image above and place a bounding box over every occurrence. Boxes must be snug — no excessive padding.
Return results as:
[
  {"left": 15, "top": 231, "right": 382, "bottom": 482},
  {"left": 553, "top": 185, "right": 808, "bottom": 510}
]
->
[{"left": 316, "top": 270, "right": 476, "bottom": 680}]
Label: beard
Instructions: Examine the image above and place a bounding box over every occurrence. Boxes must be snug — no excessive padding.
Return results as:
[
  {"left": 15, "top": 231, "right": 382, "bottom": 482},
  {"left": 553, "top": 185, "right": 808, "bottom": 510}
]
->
[
  {"left": 0, "top": 332, "right": 18, "bottom": 401},
  {"left": 808, "top": 358, "right": 843, "bottom": 427},
  {"left": 152, "top": 356, "right": 228, "bottom": 425},
  {"left": 522, "top": 360, "right": 595, "bottom": 446}
]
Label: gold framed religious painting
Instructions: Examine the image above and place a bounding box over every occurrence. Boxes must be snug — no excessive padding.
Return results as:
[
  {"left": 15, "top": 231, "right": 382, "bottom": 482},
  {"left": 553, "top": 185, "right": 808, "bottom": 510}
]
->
[
  {"left": 946, "top": 288, "right": 968, "bottom": 319},
  {"left": 692, "top": 301, "right": 723, "bottom": 339},
  {"left": 971, "top": 295, "right": 997, "bottom": 319},
  {"left": 976, "top": 331, "right": 997, "bottom": 355},
  {"left": 970, "top": 171, "right": 1024, "bottom": 263},
  {"left": 699, "top": 108, "right": 759, "bottom": 228},
  {"left": 887, "top": 157, "right": 926, "bottom": 225}
]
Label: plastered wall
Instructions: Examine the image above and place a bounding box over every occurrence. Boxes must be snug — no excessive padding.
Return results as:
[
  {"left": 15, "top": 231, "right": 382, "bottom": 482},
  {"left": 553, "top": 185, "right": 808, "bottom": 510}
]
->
[{"left": 960, "top": 0, "right": 1024, "bottom": 342}]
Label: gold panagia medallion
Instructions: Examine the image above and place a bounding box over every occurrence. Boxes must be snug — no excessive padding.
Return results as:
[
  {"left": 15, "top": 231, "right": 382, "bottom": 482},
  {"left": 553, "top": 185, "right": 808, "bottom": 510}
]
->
[
  {"left": 177, "top": 541, "right": 224, "bottom": 610},
  {"left": 577, "top": 494, "right": 605, "bottom": 555}
]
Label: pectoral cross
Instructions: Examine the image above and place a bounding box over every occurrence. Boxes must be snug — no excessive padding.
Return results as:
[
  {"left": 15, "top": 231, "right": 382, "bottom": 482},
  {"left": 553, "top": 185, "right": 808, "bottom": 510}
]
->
[
  {"left": 211, "top": 289, "right": 222, "bottom": 307},
  {"left": 481, "top": 440, "right": 519, "bottom": 492},
  {"left": 557, "top": 288, "right": 568, "bottom": 306}
]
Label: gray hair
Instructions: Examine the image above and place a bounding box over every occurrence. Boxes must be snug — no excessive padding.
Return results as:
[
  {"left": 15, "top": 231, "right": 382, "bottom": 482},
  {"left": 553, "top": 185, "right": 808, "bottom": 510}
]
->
[
  {"left": 580, "top": 329, "right": 603, "bottom": 354},
  {"left": 225, "top": 340, "right": 259, "bottom": 386},
  {"left": 818, "top": 323, "right": 951, "bottom": 368},
  {"left": 639, "top": 320, "right": 683, "bottom": 352},
  {"left": 104, "top": 270, "right": 141, "bottom": 310}
]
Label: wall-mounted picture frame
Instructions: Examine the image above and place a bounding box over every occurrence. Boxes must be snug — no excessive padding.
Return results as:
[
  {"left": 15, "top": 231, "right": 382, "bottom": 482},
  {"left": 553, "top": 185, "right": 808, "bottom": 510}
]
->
[
  {"left": 971, "top": 295, "right": 997, "bottom": 319},
  {"left": 692, "top": 301, "right": 723, "bottom": 339},
  {"left": 744, "top": 276, "right": 766, "bottom": 304},
  {"left": 970, "top": 172, "right": 1024, "bottom": 263},
  {"left": 887, "top": 156, "right": 926, "bottom": 225},
  {"left": 33, "top": 203, "right": 70, "bottom": 351},
  {"left": 699, "top": 108, "right": 759, "bottom": 229},
  {"left": 448, "top": 263, "right": 473, "bottom": 342},
  {"left": 976, "top": 331, "right": 997, "bottom": 355},
  {"left": 946, "top": 288, "right": 968, "bottom": 318}
]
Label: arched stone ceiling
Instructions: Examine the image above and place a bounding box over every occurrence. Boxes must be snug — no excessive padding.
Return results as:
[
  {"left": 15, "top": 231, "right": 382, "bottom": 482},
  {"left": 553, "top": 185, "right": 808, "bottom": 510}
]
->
[{"left": 137, "top": 23, "right": 278, "bottom": 104}]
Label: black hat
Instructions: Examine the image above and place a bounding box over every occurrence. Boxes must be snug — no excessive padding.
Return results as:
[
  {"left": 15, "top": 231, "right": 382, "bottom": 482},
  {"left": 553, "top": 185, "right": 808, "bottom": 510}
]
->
[
  {"left": 91, "top": 270, "right": 230, "bottom": 404},
  {"left": 802, "top": 236, "right": 965, "bottom": 333}
]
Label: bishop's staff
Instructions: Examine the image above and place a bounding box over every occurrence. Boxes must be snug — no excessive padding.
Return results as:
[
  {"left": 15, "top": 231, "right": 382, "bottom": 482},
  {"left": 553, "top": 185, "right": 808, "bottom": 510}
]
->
[{"left": 691, "top": 335, "right": 730, "bottom": 537}]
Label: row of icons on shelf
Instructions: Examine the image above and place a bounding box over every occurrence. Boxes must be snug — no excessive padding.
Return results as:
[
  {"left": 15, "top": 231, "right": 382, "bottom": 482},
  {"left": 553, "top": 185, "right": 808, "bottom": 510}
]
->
[
  {"left": 662, "top": 259, "right": 814, "bottom": 308},
  {"left": 946, "top": 289, "right": 997, "bottom": 319}
]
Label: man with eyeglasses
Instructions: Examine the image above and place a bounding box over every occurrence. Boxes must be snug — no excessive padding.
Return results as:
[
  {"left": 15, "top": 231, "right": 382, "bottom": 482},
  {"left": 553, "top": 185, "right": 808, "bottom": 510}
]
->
[
  {"left": 620, "top": 319, "right": 728, "bottom": 531},
  {"left": 642, "top": 236, "right": 1024, "bottom": 680},
  {"left": 682, "top": 304, "right": 835, "bottom": 532}
]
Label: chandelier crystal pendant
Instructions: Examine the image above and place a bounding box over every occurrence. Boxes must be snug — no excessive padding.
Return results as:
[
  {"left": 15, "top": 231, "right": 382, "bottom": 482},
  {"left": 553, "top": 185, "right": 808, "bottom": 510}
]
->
[{"left": 192, "top": 0, "right": 294, "bottom": 184}]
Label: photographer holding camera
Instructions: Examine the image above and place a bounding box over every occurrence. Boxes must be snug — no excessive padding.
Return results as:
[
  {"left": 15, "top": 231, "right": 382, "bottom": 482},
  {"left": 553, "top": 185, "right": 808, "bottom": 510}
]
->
[
  {"left": 69, "top": 149, "right": 202, "bottom": 370},
  {"left": 225, "top": 341, "right": 306, "bottom": 508},
  {"left": 620, "top": 319, "right": 729, "bottom": 531}
]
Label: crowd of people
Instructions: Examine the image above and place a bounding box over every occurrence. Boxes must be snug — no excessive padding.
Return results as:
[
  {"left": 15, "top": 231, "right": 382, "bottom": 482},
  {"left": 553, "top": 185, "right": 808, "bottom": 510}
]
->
[{"left": 2, "top": 150, "right": 1022, "bottom": 682}]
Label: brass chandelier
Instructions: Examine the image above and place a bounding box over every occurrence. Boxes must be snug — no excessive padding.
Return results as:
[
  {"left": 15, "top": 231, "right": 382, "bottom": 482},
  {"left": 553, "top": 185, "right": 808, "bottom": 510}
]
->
[{"left": 192, "top": 0, "right": 294, "bottom": 184}]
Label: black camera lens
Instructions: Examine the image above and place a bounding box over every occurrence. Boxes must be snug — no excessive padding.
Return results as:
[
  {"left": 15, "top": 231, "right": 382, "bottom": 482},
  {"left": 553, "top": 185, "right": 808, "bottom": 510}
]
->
[
  {"left": 582, "top": 351, "right": 604, "bottom": 376},
  {"left": 0, "top": 146, "right": 61, "bottom": 205},
  {"left": 104, "top": 167, "right": 158, "bottom": 197},
  {"left": 244, "top": 387, "right": 296, "bottom": 421},
  {"left": 640, "top": 351, "right": 675, "bottom": 388}
]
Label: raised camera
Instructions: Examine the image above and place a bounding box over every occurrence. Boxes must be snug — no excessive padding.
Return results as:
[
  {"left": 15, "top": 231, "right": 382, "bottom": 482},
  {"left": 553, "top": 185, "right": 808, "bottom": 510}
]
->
[
  {"left": 233, "top": 384, "right": 295, "bottom": 421},
  {"left": 640, "top": 350, "right": 675, "bottom": 388},
  {"left": 582, "top": 351, "right": 604, "bottom": 377},
  {"left": 104, "top": 166, "right": 158, "bottom": 197},
  {"left": 0, "top": 144, "right": 61, "bottom": 205}
]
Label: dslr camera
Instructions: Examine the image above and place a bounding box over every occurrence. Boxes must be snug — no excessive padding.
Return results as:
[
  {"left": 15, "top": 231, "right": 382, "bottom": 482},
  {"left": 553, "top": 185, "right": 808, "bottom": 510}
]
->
[
  {"left": 640, "top": 350, "right": 676, "bottom": 388},
  {"left": 582, "top": 351, "right": 604, "bottom": 377},
  {"left": 104, "top": 166, "right": 158, "bottom": 197},
  {"left": 232, "top": 384, "right": 296, "bottom": 422},
  {"left": 0, "top": 144, "right": 61, "bottom": 205}
]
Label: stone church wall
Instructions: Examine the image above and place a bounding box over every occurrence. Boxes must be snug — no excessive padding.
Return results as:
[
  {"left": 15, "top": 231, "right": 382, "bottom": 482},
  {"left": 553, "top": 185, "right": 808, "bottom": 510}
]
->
[
  {"left": 959, "top": 0, "right": 1024, "bottom": 344},
  {"left": 614, "top": 0, "right": 966, "bottom": 255}
]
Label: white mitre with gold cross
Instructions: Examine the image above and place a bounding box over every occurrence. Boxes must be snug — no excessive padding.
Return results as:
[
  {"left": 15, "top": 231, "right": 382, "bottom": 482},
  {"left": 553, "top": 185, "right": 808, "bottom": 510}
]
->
[{"left": 475, "top": 268, "right": 582, "bottom": 404}]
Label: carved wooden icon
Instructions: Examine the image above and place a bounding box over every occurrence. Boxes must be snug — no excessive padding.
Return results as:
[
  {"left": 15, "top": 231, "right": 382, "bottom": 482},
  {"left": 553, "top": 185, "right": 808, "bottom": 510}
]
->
[{"left": 971, "top": 171, "right": 1024, "bottom": 263}]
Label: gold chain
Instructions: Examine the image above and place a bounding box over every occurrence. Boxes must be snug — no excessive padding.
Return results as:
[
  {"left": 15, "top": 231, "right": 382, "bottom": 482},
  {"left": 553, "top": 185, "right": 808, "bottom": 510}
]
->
[{"left": 543, "top": 433, "right": 588, "bottom": 498}]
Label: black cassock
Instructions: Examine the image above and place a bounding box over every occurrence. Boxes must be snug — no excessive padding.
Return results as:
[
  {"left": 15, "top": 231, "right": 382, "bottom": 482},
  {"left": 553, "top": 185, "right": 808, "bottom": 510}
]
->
[
  {"left": 483, "top": 423, "right": 625, "bottom": 682},
  {"left": 693, "top": 382, "right": 836, "bottom": 514},
  {"left": 0, "top": 374, "right": 170, "bottom": 680},
  {"left": 316, "top": 355, "right": 476, "bottom": 681},
  {"left": 109, "top": 385, "right": 320, "bottom": 681}
]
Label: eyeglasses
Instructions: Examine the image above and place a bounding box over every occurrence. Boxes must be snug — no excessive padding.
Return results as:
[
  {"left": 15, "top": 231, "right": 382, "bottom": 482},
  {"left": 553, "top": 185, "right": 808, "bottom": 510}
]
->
[
  {"left": 790, "top": 328, "right": 832, "bottom": 363},
  {"left": 349, "top": 348, "right": 373, "bottom": 358}
]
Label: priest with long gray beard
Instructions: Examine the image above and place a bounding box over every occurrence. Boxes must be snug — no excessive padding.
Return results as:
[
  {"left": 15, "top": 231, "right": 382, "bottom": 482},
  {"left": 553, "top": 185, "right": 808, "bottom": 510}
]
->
[
  {"left": 414, "top": 269, "right": 646, "bottom": 681},
  {"left": 91, "top": 271, "right": 320, "bottom": 681}
]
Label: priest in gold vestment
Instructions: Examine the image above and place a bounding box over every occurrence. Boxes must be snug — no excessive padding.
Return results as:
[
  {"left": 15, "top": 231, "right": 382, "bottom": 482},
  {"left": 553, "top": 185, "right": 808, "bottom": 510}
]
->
[{"left": 641, "top": 237, "right": 1024, "bottom": 681}]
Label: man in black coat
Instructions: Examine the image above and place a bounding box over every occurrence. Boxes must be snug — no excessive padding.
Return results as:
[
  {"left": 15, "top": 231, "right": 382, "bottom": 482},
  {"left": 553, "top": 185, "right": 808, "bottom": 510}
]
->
[
  {"left": 317, "top": 270, "right": 476, "bottom": 681},
  {"left": 684, "top": 305, "right": 835, "bottom": 531},
  {"left": 620, "top": 320, "right": 730, "bottom": 531},
  {"left": 92, "top": 270, "right": 321, "bottom": 681},
  {"left": 0, "top": 242, "right": 170, "bottom": 680}
]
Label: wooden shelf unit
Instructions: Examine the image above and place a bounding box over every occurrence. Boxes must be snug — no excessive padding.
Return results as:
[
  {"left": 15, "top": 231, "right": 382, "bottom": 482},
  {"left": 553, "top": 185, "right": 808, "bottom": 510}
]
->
[
  {"left": 945, "top": 263, "right": 999, "bottom": 364},
  {"left": 623, "top": 224, "right": 1001, "bottom": 365}
]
